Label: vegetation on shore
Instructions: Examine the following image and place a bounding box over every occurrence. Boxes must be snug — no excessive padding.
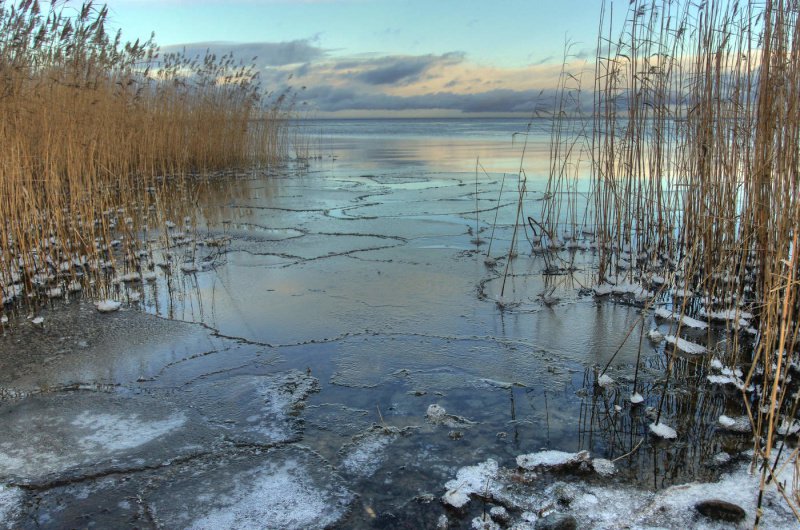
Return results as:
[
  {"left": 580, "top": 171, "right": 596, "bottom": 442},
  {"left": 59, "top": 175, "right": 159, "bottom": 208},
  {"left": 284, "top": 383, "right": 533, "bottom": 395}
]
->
[
  {"left": 0, "top": 0, "right": 290, "bottom": 309},
  {"left": 529, "top": 0, "right": 799, "bottom": 522}
]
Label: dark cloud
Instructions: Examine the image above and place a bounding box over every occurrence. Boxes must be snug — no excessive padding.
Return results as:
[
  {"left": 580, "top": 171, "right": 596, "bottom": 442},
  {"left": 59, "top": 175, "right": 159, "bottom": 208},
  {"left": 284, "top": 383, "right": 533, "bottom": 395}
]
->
[
  {"left": 160, "top": 39, "right": 326, "bottom": 67},
  {"left": 348, "top": 52, "right": 465, "bottom": 86},
  {"left": 300, "top": 86, "right": 548, "bottom": 114}
]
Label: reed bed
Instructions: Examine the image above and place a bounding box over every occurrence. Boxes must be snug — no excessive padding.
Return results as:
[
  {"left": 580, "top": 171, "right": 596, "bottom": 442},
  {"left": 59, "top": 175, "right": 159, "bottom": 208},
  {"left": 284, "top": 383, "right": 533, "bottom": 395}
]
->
[
  {"left": 0, "top": 0, "right": 291, "bottom": 312},
  {"left": 525, "top": 0, "right": 799, "bottom": 521}
]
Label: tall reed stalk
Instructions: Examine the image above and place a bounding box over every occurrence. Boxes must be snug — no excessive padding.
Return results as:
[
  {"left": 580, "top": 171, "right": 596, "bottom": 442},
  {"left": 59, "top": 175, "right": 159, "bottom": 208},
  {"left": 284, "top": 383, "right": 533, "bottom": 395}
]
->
[
  {"left": 540, "top": 0, "right": 799, "bottom": 521},
  {"left": 0, "top": 0, "right": 291, "bottom": 310}
]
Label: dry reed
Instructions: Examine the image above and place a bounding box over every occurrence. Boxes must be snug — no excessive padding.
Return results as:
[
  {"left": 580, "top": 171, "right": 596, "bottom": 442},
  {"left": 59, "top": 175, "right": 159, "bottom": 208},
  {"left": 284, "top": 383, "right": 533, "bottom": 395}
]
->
[
  {"left": 535, "top": 0, "right": 798, "bottom": 522},
  {"left": 0, "top": 0, "right": 291, "bottom": 311}
]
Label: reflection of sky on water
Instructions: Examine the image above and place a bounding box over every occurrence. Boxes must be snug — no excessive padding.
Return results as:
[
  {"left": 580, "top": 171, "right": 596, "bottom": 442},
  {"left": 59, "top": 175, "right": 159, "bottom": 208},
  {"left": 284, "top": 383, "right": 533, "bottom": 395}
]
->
[
  {"left": 127, "top": 118, "right": 742, "bottom": 505},
  {"left": 300, "top": 118, "right": 556, "bottom": 176}
]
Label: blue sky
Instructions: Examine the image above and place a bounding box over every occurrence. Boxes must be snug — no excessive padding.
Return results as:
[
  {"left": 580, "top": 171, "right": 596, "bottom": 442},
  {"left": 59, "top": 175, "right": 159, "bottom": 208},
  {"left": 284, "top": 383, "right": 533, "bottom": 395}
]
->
[{"left": 102, "top": 0, "right": 605, "bottom": 117}]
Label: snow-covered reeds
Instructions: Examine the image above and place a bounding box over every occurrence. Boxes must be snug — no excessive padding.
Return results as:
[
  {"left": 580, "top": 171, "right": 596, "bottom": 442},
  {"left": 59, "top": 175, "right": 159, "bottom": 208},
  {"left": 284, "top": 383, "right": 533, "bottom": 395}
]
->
[
  {"left": 0, "top": 0, "right": 292, "bottom": 312},
  {"left": 559, "top": 0, "right": 800, "bottom": 521}
]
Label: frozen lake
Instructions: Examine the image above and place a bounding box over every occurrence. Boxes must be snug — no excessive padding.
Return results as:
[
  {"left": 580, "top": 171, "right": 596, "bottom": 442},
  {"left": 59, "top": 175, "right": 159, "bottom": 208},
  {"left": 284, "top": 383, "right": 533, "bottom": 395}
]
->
[{"left": 0, "top": 119, "right": 794, "bottom": 528}]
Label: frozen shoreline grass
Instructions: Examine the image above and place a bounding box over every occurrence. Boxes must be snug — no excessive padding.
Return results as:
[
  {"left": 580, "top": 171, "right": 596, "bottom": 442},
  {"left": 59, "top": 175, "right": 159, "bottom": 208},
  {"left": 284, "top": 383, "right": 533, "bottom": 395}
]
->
[
  {"left": 508, "top": 0, "right": 800, "bottom": 522},
  {"left": 0, "top": 0, "right": 291, "bottom": 311}
]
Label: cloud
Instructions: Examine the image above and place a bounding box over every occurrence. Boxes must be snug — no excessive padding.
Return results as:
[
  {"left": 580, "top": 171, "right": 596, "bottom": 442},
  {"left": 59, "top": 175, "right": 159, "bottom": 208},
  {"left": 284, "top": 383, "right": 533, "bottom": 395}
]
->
[
  {"left": 159, "top": 39, "right": 326, "bottom": 66},
  {"left": 349, "top": 53, "right": 465, "bottom": 85},
  {"left": 159, "top": 39, "right": 585, "bottom": 116},
  {"left": 301, "top": 85, "right": 547, "bottom": 114}
]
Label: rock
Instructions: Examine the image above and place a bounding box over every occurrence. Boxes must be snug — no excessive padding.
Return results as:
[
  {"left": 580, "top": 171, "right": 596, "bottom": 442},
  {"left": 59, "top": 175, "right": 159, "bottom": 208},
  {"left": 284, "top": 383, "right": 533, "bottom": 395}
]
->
[
  {"left": 534, "top": 513, "right": 578, "bottom": 530},
  {"left": 695, "top": 499, "right": 746, "bottom": 522}
]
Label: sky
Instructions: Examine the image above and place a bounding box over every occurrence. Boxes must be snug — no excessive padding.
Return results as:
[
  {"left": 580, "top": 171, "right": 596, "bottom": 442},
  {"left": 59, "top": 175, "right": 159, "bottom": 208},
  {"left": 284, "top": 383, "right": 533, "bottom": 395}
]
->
[{"left": 101, "top": 0, "right": 605, "bottom": 117}]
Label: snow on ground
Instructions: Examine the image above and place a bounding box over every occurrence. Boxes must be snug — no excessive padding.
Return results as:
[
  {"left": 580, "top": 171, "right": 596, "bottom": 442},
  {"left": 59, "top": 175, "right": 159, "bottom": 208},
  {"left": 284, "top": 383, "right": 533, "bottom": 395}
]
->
[{"left": 442, "top": 453, "right": 798, "bottom": 529}]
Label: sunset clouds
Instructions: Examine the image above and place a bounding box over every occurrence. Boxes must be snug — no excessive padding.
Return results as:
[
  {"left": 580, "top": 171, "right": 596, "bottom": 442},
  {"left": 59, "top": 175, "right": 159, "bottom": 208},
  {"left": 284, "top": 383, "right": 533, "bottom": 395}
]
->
[
  {"left": 105, "top": 0, "right": 601, "bottom": 117},
  {"left": 160, "top": 39, "right": 592, "bottom": 117}
]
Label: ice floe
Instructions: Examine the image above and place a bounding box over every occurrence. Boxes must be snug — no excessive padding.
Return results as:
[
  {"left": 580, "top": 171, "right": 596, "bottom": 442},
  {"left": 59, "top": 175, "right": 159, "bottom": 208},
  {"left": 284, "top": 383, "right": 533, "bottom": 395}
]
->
[
  {"left": 0, "top": 485, "right": 22, "bottom": 529},
  {"left": 147, "top": 446, "right": 354, "bottom": 530}
]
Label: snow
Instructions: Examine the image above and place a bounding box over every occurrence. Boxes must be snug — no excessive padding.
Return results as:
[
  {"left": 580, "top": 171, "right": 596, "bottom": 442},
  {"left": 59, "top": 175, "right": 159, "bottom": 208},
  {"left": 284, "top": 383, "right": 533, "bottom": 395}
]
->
[
  {"left": 647, "top": 328, "right": 664, "bottom": 342},
  {"left": 516, "top": 450, "right": 590, "bottom": 470},
  {"left": 654, "top": 307, "right": 708, "bottom": 329},
  {"left": 31, "top": 316, "right": 44, "bottom": 325},
  {"left": 70, "top": 411, "right": 186, "bottom": 452},
  {"left": 471, "top": 515, "right": 500, "bottom": 530},
  {"left": 447, "top": 450, "right": 797, "bottom": 528},
  {"left": 340, "top": 427, "right": 401, "bottom": 478},
  {"left": 664, "top": 335, "right": 706, "bottom": 355},
  {"left": 701, "top": 308, "right": 754, "bottom": 323},
  {"left": 718, "top": 415, "right": 751, "bottom": 433},
  {"left": 597, "top": 374, "right": 614, "bottom": 388},
  {"left": 185, "top": 461, "right": 343, "bottom": 529},
  {"left": 95, "top": 300, "right": 121, "bottom": 313},
  {"left": 425, "top": 404, "right": 475, "bottom": 428},
  {"left": 649, "top": 422, "right": 678, "bottom": 439},
  {"left": 592, "top": 458, "right": 616, "bottom": 477},
  {"left": 442, "top": 459, "right": 499, "bottom": 509},
  {"left": 629, "top": 392, "right": 644, "bottom": 404},
  {"left": 707, "top": 374, "right": 753, "bottom": 392}
]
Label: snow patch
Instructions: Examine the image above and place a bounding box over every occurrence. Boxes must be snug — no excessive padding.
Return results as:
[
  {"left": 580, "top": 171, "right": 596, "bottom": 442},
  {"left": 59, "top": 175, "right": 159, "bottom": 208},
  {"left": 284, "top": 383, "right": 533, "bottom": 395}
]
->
[
  {"left": 597, "top": 374, "right": 614, "bottom": 388},
  {"left": 649, "top": 422, "right": 677, "bottom": 439},
  {"left": 516, "top": 450, "right": 590, "bottom": 471},
  {"left": 442, "top": 459, "right": 499, "bottom": 509},
  {"left": 654, "top": 307, "right": 708, "bottom": 329},
  {"left": 664, "top": 335, "right": 706, "bottom": 355},
  {"left": 95, "top": 300, "right": 121, "bottom": 313},
  {"left": 70, "top": 411, "right": 186, "bottom": 452}
]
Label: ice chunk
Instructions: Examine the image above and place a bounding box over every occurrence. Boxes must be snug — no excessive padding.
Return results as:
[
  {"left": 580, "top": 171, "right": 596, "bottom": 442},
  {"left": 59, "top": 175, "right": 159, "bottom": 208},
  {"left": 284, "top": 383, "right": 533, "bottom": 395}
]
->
[
  {"left": 339, "top": 425, "right": 405, "bottom": 478},
  {"left": 597, "top": 374, "right": 614, "bottom": 388},
  {"left": 718, "top": 415, "right": 750, "bottom": 433},
  {"left": 629, "top": 393, "right": 644, "bottom": 404},
  {"left": 664, "top": 335, "right": 706, "bottom": 355},
  {"left": 654, "top": 307, "right": 708, "bottom": 329},
  {"left": 516, "top": 450, "right": 590, "bottom": 471},
  {"left": 649, "top": 422, "right": 677, "bottom": 439},
  {"left": 426, "top": 404, "right": 476, "bottom": 428},
  {"left": 592, "top": 458, "right": 616, "bottom": 477},
  {"left": 0, "top": 391, "right": 209, "bottom": 485},
  {"left": 647, "top": 328, "right": 664, "bottom": 342},
  {"left": 442, "top": 459, "right": 499, "bottom": 509},
  {"left": 471, "top": 514, "right": 501, "bottom": 530},
  {"left": 94, "top": 300, "right": 121, "bottom": 313},
  {"left": 0, "top": 485, "right": 23, "bottom": 528}
]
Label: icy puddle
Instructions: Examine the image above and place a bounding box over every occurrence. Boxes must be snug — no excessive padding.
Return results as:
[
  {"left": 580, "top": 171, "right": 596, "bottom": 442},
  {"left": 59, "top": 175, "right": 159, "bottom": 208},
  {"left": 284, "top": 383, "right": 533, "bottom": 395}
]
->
[{"left": 1, "top": 120, "right": 797, "bottom": 528}]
